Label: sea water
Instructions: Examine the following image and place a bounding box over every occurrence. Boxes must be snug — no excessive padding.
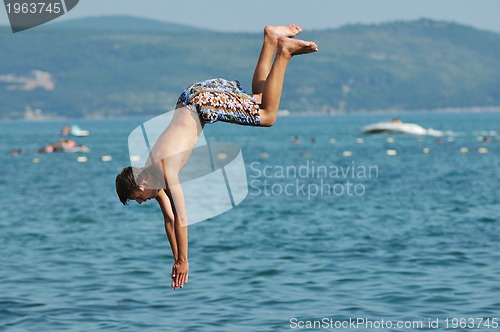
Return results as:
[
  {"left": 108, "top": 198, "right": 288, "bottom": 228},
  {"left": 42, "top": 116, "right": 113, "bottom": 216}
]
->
[{"left": 0, "top": 112, "right": 499, "bottom": 331}]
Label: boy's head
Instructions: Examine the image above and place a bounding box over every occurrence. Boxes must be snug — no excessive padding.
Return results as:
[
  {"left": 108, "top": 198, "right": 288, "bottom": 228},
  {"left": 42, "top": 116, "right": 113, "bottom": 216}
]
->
[
  {"left": 115, "top": 166, "right": 141, "bottom": 205},
  {"left": 116, "top": 165, "right": 163, "bottom": 205}
]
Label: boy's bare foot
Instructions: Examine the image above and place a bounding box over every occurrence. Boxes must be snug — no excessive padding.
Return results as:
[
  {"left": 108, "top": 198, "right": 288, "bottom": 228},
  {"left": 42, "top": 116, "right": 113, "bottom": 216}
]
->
[
  {"left": 264, "top": 24, "right": 302, "bottom": 44},
  {"left": 277, "top": 37, "right": 319, "bottom": 58}
]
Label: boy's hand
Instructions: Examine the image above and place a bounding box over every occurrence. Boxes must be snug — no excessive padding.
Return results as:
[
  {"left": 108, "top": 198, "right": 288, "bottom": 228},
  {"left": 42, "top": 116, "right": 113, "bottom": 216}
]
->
[{"left": 171, "top": 260, "right": 189, "bottom": 290}]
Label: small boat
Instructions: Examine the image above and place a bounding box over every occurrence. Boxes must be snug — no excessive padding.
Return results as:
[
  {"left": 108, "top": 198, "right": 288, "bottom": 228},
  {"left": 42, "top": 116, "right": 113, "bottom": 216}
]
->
[
  {"left": 70, "top": 125, "right": 89, "bottom": 137},
  {"left": 362, "top": 119, "right": 442, "bottom": 136},
  {"left": 62, "top": 125, "right": 90, "bottom": 137}
]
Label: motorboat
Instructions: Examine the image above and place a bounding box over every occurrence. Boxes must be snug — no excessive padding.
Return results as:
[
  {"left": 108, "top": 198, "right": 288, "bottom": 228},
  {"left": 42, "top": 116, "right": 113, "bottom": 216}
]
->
[{"left": 362, "top": 119, "right": 442, "bottom": 136}]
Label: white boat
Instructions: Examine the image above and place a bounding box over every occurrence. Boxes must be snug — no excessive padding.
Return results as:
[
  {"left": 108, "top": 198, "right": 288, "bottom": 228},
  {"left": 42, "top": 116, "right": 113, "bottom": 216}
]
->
[
  {"left": 70, "top": 125, "right": 90, "bottom": 137},
  {"left": 362, "top": 120, "right": 442, "bottom": 136}
]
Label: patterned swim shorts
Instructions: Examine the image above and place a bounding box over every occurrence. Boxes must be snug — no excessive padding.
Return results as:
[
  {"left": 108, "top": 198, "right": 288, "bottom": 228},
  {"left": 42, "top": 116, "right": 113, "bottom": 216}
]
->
[{"left": 177, "top": 78, "right": 261, "bottom": 126}]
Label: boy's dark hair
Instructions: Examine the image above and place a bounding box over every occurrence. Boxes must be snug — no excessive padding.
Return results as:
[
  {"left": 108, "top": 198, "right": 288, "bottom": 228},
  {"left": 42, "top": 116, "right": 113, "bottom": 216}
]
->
[{"left": 116, "top": 166, "right": 141, "bottom": 205}]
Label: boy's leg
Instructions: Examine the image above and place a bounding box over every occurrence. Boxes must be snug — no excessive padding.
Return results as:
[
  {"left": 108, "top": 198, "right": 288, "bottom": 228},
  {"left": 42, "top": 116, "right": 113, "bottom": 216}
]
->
[
  {"left": 252, "top": 25, "right": 302, "bottom": 95},
  {"left": 259, "top": 37, "right": 318, "bottom": 127}
]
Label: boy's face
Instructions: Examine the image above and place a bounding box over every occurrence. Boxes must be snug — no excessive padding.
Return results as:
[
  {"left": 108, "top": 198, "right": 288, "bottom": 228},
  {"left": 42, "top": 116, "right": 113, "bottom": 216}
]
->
[{"left": 132, "top": 187, "right": 158, "bottom": 204}]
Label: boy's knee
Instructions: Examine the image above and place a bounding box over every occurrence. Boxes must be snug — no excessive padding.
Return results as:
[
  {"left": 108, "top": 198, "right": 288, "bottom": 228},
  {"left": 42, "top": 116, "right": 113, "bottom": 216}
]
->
[
  {"left": 259, "top": 112, "right": 276, "bottom": 127},
  {"left": 261, "top": 120, "right": 275, "bottom": 127}
]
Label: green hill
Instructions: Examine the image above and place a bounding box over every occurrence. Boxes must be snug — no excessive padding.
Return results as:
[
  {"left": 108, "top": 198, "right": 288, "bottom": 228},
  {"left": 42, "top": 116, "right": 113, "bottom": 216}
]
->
[
  {"left": 0, "top": 17, "right": 499, "bottom": 118},
  {"left": 49, "top": 15, "right": 202, "bottom": 33}
]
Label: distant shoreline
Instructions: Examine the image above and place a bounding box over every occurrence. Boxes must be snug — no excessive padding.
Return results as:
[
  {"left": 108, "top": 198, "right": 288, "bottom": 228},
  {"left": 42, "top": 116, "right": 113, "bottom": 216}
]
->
[
  {"left": 1, "top": 106, "right": 499, "bottom": 122},
  {"left": 289, "top": 106, "right": 500, "bottom": 117}
]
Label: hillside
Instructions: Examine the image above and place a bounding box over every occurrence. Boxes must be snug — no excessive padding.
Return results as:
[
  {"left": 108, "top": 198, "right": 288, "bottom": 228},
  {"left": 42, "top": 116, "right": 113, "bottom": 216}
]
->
[
  {"left": 49, "top": 16, "right": 202, "bottom": 33},
  {"left": 1, "top": 17, "right": 500, "bottom": 118}
]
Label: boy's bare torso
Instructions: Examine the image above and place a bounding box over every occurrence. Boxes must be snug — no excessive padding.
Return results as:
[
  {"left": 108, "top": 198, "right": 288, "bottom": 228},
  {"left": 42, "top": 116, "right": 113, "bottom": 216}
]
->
[{"left": 146, "top": 105, "right": 205, "bottom": 179}]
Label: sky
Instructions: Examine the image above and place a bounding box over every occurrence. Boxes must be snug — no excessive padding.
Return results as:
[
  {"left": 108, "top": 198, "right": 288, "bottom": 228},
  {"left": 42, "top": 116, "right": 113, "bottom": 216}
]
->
[{"left": 1, "top": 0, "right": 500, "bottom": 34}]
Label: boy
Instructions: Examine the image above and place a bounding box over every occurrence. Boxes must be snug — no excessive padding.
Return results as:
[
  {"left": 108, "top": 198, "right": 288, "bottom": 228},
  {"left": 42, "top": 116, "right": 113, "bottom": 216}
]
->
[{"left": 116, "top": 25, "right": 318, "bottom": 289}]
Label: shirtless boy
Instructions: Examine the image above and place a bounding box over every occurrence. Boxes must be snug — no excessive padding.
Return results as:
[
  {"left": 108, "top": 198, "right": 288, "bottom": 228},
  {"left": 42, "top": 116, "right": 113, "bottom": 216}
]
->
[{"left": 116, "top": 24, "right": 318, "bottom": 290}]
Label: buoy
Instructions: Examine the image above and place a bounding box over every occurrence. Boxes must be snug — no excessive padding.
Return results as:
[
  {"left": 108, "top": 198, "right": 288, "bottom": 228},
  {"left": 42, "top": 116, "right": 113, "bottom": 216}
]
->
[
  {"left": 32, "top": 157, "right": 41, "bottom": 163},
  {"left": 386, "top": 137, "right": 394, "bottom": 143},
  {"left": 356, "top": 138, "right": 364, "bottom": 144},
  {"left": 216, "top": 153, "right": 228, "bottom": 160},
  {"left": 329, "top": 138, "right": 336, "bottom": 144},
  {"left": 342, "top": 151, "right": 352, "bottom": 157},
  {"left": 478, "top": 147, "right": 488, "bottom": 154},
  {"left": 459, "top": 147, "right": 469, "bottom": 154},
  {"left": 386, "top": 149, "right": 397, "bottom": 156},
  {"left": 76, "top": 156, "right": 88, "bottom": 163},
  {"left": 259, "top": 152, "right": 269, "bottom": 159},
  {"left": 423, "top": 148, "right": 430, "bottom": 154},
  {"left": 101, "top": 155, "right": 112, "bottom": 162}
]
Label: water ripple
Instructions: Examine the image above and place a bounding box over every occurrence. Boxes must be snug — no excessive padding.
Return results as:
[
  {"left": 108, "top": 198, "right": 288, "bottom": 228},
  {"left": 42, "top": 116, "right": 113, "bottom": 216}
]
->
[{"left": 1, "top": 115, "right": 499, "bottom": 330}]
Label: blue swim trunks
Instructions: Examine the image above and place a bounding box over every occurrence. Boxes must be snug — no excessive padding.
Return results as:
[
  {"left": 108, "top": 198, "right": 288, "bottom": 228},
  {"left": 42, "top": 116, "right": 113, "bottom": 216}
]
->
[{"left": 177, "top": 78, "right": 261, "bottom": 126}]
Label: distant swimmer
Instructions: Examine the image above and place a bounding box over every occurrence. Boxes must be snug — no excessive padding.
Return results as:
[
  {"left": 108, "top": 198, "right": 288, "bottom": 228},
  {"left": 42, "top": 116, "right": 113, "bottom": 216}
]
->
[
  {"left": 9, "top": 147, "right": 26, "bottom": 156},
  {"left": 115, "top": 24, "right": 318, "bottom": 290}
]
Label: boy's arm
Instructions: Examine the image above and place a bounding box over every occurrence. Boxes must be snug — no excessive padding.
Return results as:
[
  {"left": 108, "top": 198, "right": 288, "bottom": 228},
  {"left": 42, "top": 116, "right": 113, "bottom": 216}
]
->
[
  {"left": 156, "top": 190, "right": 178, "bottom": 260},
  {"left": 165, "top": 175, "right": 189, "bottom": 289}
]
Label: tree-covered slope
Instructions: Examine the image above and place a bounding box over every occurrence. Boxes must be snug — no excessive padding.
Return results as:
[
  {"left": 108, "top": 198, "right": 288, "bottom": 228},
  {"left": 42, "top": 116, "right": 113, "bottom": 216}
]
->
[{"left": 1, "top": 17, "right": 499, "bottom": 118}]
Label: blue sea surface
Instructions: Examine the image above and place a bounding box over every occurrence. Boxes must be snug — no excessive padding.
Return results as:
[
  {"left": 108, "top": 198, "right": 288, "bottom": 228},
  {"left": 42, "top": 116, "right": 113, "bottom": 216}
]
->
[{"left": 0, "top": 112, "right": 499, "bottom": 331}]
